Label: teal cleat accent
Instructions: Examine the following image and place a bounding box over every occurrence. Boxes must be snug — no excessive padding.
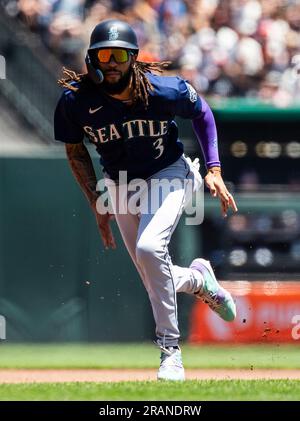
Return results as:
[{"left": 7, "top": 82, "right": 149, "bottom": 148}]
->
[{"left": 190, "top": 258, "right": 236, "bottom": 322}]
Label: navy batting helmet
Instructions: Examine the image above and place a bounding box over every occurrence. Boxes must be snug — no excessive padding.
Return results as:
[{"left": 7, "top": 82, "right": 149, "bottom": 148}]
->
[
  {"left": 85, "top": 19, "right": 139, "bottom": 84},
  {"left": 89, "top": 19, "right": 139, "bottom": 52}
]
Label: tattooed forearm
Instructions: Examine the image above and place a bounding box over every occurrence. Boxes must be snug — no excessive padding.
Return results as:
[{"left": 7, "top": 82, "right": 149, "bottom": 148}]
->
[{"left": 65, "top": 143, "right": 99, "bottom": 207}]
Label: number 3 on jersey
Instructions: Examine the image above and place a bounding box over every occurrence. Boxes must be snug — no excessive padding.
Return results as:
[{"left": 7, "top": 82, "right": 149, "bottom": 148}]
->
[{"left": 153, "top": 137, "right": 164, "bottom": 159}]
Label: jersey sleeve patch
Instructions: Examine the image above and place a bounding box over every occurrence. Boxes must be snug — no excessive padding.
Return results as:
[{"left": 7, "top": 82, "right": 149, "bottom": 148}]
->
[
  {"left": 186, "top": 82, "right": 198, "bottom": 103},
  {"left": 175, "top": 78, "right": 202, "bottom": 119}
]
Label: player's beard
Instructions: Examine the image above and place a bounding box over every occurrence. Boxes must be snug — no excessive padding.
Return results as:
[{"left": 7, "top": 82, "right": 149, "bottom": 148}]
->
[{"left": 101, "top": 67, "right": 132, "bottom": 95}]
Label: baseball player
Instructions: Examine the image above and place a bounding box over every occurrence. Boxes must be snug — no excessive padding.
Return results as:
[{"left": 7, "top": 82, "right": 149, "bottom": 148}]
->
[{"left": 54, "top": 19, "right": 238, "bottom": 381}]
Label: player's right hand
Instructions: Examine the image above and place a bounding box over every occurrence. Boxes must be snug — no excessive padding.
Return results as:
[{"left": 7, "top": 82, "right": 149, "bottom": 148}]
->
[{"left": 94, "top": 209, "right": 116, "bottom": 249}]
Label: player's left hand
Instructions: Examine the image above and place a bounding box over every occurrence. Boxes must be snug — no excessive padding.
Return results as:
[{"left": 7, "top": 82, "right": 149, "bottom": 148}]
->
[{"left": 204, "top": 167, "right": 238, "bottom": 217}]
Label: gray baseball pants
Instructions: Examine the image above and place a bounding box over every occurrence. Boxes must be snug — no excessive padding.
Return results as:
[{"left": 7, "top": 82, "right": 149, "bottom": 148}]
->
[{"left": 104, "top": 155, "right": 203, "bottom": 347}]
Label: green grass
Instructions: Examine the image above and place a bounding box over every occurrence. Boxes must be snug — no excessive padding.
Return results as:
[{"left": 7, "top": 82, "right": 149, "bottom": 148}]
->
[
  {"left": 0, "top": 380, "right": 299, "bottom": 401},
  {"left": 0, "top": 344, "right": 299, "bottom": 401},
  {"left": 0, "top": 343, "right": 299, "bottom": 369}
]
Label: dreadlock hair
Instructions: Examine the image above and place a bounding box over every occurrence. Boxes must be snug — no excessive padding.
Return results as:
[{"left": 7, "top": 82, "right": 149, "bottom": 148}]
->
[{"left": 58, "top": 60, "right": 171, "bottom": 108}]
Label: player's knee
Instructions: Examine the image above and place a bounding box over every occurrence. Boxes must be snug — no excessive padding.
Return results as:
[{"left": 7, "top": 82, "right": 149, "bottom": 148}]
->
[{"left": 136, "top": 239, "right": 162, "bottom": 264}]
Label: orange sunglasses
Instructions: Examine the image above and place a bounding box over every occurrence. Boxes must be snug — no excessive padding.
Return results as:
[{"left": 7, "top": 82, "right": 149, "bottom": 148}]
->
[{"left": 97, "top": 49, "right": 132, "bottom": 63}]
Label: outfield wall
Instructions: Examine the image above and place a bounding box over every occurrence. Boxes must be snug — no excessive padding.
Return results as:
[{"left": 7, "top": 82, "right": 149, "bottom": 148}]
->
[{"left": 1, "top": 154, "right": 300, "bottom": 343}]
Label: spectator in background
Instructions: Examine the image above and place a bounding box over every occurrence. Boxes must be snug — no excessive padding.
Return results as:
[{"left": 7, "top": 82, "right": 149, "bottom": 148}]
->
[{"left": 2, "top": 0, "right": 300, "bottom": 103}]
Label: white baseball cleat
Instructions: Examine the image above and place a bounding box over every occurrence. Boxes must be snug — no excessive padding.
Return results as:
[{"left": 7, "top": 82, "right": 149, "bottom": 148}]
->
[
  {"left": 157, "top": 346, "right": 185, "bottom": 381},
  {"left": 190, "top": 258, "right": 236, "bottom": 322}
]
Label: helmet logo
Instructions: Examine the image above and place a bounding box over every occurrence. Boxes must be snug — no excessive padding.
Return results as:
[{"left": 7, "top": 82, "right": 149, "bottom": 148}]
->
[{"left": 108, "top": 26, "right": 119, "bottom": 41}]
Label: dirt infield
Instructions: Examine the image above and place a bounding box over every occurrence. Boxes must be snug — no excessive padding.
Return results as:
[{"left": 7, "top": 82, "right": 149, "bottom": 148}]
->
[{"left": 0, "top": 369, "right": 300, "bottom": 383}]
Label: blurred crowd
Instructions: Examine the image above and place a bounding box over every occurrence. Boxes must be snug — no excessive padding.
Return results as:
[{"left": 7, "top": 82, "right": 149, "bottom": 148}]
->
[{"left": 1, "top": 0, "right": 300, "bottom": 103}]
